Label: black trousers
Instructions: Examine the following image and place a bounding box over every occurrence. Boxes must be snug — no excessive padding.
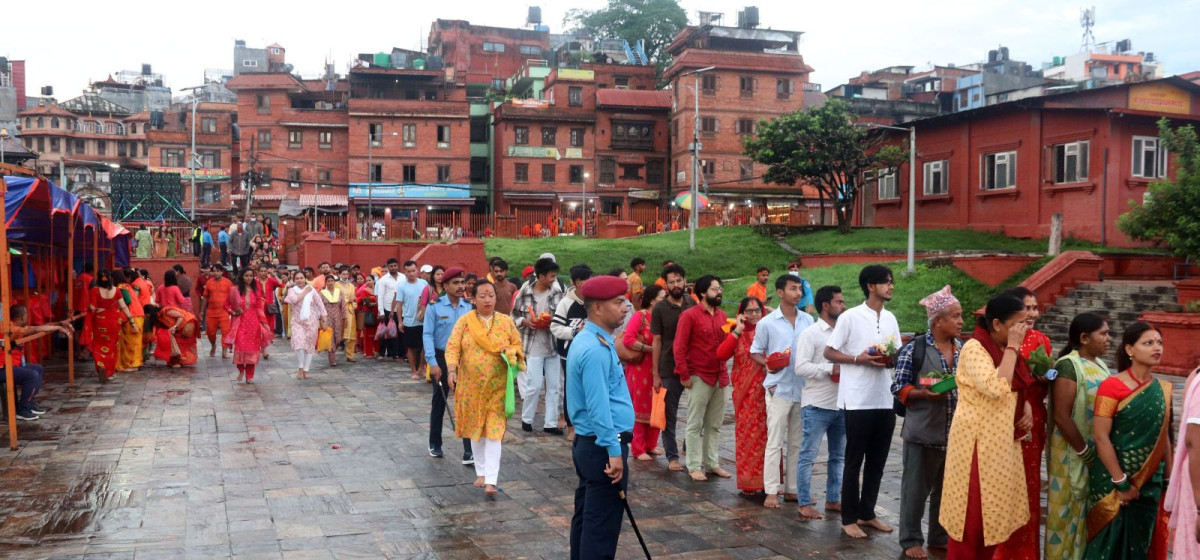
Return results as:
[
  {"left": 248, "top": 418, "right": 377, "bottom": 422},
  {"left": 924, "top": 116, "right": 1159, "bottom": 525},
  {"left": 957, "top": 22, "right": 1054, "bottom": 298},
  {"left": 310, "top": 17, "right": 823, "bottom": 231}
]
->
[
  {"left": 841, "top": 408, "right": 896, "bottom": 525},
  {"left": 660, "top": 375, "right": 684, "bottom": 461},
  {"left": 570, "top": 435, "right": 629, "bottom": 560},
  {"left": 200, "top": 243, "right": 212, "bottom": 267},
  {"left": 219, "top": 242, "right": 228, "bottom": 265},
  {"left": 381, "top": 311, "right": 404, "bottom": 358},
  {"left": 560, "top": 357, "right": 572, "bottom": 428},
  {"left": 430, "top": 350, "right": 471, "bottom": 453}
]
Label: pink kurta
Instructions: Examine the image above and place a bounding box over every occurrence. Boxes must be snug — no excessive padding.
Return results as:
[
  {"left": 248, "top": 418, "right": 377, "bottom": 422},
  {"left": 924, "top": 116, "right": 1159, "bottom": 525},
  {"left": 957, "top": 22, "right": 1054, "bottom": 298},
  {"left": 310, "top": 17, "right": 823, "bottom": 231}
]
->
[
  {"left": 1166, "top": 371, "right": 1200, "bottom": 560},
  {"left": 225, "top": 287, "right": 271, "bottom": 365},
  {"left": 285, "top": 286, "right": 326, "bottom": 352}
]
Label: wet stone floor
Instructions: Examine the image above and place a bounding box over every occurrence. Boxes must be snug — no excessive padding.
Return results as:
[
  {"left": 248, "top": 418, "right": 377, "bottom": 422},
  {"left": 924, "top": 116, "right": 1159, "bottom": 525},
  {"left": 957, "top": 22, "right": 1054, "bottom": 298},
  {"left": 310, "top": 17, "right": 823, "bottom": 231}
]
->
[{"left": 0, "top": 340, "right": 1057, "bottom": 560}]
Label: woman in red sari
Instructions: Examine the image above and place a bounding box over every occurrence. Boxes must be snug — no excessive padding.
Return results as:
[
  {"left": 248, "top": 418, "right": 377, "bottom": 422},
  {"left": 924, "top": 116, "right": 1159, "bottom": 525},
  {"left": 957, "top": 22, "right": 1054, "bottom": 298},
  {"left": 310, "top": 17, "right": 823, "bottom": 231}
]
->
[
  {"left": 146, "top": 304, "right": 199, "bottom": 367},
  {"left": 718, "top": 296, "right": 767, "bottom": 495},
  {"left": 226, "top": 268, "right": 272, "bottom": 384},
  {"left": 622, "top": 285, "right": 665, "bottom": 460},
  {"left": 357, "top": 276, "right": 379, "bottom": 359},
  {"left": 993, "top": 287, "right": 1052, "bottom": 560},
  {"left": 88, "top": 270, "right": 137, "bottom": 383}
]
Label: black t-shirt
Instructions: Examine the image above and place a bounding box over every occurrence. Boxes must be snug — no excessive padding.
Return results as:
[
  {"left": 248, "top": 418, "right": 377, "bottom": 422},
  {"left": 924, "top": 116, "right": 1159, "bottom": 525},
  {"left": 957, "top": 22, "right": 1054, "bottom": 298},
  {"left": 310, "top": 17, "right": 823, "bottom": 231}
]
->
[{"left": 650, "top": 296, "right": 694, "bottom": 378}]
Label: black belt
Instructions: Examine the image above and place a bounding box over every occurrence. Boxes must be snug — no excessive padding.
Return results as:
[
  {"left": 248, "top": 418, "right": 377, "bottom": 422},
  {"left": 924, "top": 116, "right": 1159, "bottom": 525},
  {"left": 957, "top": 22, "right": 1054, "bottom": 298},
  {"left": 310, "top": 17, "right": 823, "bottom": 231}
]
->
[{"left": 577, "top": 432, "right": 633, "bottom": 445}]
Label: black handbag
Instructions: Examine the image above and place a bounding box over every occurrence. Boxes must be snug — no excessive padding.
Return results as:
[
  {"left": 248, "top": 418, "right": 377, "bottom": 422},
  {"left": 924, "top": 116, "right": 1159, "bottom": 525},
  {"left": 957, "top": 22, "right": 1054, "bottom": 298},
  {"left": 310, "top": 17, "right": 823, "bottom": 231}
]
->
[
  {"left": 363, "top": 312, "right": 378, "bottom": 328},
  {"left": 265, "top": 302, "right": 281, "bottom": 315}
]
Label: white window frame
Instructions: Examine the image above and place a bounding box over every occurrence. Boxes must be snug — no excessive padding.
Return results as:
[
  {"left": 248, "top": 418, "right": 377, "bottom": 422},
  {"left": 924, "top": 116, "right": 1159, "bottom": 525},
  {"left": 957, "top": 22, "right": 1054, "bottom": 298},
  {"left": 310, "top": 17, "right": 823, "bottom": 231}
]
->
[
  {"left": 436, "top": 125, "right": 450, "bottom": 149},
  {"left": 923, "top": 160, "right": 948, "bottom": 195},
  {"left": 1132, "top": 135, "right": 1167, "bottom": 179},
  {"left": 482, "top": 41, "right": 505, "bottom": 53},
  {"left": 980, "top": 150, "right": 1017, "bottom": 190},
  {"left": 242, "top": 59, "right": 258, "bottom": 68},
  {"left": 402, "top": 124, "right": 417, "bottom": 148},
  {"left": 876, "top": 169, "right": 899, "bottom": 200},
  {"left": 1053, "top": 140, "right": 1089, "bottom": 184}
]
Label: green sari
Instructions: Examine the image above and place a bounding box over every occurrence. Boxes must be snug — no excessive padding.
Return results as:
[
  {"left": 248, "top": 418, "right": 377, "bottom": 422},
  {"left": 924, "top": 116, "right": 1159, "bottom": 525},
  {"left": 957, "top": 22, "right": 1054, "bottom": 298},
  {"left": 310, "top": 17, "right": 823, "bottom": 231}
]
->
[
  {"left": 1083, "top": 377, "right": 1171, "bottom": 560},
  {"left": 1044, "top": 352, "right": 1110, "bottom": 560}
]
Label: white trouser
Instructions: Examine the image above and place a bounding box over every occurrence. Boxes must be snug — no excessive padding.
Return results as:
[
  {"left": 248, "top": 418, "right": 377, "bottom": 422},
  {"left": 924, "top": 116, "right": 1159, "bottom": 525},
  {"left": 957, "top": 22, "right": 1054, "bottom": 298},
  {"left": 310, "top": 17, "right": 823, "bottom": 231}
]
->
[
  {"left": 295, "top": 350, "right": 315, "bottom": 371},
  {"left": 471, "top": 437, "right": 503, "bottom": 485},
  {"left": 763, "top": 389, "right": 803, "bottom": 496},
  {"left": 519, "top": 355, "right": 561, "bottom": 428}
]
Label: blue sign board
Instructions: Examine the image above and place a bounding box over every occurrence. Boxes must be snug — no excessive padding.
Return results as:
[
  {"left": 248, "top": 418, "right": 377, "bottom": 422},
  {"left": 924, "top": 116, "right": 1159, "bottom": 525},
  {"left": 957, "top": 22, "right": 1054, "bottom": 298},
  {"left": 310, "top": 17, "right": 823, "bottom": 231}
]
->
[{"left": 347, "top": 183, "right": 471, "bottom": 200}]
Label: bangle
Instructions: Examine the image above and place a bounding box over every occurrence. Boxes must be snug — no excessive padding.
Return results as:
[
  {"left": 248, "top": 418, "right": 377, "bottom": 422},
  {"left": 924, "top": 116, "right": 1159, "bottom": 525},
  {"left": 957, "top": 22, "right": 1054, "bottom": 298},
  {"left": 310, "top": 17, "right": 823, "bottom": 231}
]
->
[
  {"left": 1113, "top": 473, "right": 1132, "bottom": 492},
  {"left": 1005, "top": 346, "right": 1019, "bottom": 354},
  {"left": 853, "top": 355, "right": 858, "bottom": 364},
  {"left": 732, "top": 330, "right": 741, "bottom": 338},
  {"left": 1075, "top": 444, "right": 1089, "bottom": 456}
]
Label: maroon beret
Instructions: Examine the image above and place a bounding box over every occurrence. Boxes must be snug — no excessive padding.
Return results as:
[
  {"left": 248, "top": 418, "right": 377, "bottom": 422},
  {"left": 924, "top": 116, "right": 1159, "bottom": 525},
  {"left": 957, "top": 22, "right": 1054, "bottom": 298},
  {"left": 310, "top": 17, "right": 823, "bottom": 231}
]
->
[
  {"left": 579, "top": 275, "right": 627, "bottom": 301},
  {"left": 442, "top": 267, "right": 466, "bottom": 282}
]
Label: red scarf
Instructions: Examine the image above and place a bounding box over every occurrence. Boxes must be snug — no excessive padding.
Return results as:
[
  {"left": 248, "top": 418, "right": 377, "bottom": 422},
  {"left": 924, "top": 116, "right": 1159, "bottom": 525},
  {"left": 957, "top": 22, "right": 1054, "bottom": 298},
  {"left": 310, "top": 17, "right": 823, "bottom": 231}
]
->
[{"left": 972, "top": 325, "right": 1034, "bottom": 438}]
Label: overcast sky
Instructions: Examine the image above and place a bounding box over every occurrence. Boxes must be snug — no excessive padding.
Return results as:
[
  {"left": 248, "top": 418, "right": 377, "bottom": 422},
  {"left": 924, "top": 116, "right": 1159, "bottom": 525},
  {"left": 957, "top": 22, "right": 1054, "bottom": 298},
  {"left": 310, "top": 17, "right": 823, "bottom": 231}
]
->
[{"left": 6, "top": 0, "right": 1197, "bottom": 101}]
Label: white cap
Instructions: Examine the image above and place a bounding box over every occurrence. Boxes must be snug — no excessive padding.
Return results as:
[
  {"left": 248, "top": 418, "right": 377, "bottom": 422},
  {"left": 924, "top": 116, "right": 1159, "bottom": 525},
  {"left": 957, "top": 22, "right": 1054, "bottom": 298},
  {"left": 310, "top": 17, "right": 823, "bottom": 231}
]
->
[
  {"left": 539, "top": 252, "right": 557, "bottom": 262},
  {"left": 420, "top": 264, "right": 433, "bottom": 273}
]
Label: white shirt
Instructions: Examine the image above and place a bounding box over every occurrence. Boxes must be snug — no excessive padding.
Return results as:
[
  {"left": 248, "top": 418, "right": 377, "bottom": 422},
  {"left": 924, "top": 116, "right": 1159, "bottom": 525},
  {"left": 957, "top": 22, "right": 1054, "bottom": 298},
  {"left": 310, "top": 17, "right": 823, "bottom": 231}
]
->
[
  {"left": 825, "top": 302, "right": 902, "bottom": 410},
  {"left": 375, "top": 273, "right": 401, "bottom": 315},
  {"left": 750, "top": 307, "right": 813, "bottom": 402},
  {"left": 795, "top": 317, "right": 838, "bottom": 410}
]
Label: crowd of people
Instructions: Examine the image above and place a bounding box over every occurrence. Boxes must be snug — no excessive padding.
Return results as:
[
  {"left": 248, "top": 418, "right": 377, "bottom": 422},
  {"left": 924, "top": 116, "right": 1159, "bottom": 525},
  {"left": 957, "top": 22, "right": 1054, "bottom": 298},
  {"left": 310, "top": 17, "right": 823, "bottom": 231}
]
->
[{"left": 14, "top": 247, "right": 1200, "bottom": 560}]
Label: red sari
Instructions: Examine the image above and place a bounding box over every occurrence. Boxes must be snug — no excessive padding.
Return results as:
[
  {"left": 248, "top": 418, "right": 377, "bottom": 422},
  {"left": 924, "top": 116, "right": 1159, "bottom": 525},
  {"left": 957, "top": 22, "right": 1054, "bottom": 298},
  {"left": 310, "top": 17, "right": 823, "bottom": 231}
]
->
[
  {"left": 356, "top": 286, "right": 378, "bottom": 358},
  {"left": 87, "top": 287, "right": 125, "bottom": 378},
  {"left": 225, "top": 287, "right": 271, "bottom": 366},
  {"left": 622, "top": 309, "right": 658, "bottom": 456},
  {"left": 992, "top": 328, "right": 1051, "bottom": 560},
  {"left": 153, "top": 307, "right": 199, "bottom": 366},
  {"left": 720, "top": 323, "right": 766, "bottom": 492}
]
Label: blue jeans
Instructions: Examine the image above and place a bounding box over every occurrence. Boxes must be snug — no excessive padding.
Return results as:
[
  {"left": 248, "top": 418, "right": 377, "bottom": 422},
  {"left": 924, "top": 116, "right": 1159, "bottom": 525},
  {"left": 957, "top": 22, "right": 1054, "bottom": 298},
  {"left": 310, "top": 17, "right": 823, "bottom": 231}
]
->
[{"left": 796, "top": 405, "right": 846, "bottom": 506}]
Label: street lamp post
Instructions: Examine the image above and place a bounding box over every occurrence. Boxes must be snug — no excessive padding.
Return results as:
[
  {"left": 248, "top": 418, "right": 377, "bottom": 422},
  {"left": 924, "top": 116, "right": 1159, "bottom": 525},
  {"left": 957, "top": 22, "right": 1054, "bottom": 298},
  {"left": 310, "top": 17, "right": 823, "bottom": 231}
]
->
[
  {"left": 866, "top": 122, "right": 918, "bottom": 273},
  {"left": 180, "top": 85, "right": 205, "bottom": 221},
  {"left": 681, "top": 66, "right": 716, "bottom": 251}
]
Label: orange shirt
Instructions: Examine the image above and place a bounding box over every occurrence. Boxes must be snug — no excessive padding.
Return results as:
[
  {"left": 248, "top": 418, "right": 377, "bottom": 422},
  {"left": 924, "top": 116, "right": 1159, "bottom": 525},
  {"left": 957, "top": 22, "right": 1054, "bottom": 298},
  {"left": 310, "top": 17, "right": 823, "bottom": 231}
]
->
[
  {"left": 654, "top": 277, "right": 666, "bottom": 289},
  {"left": 203, "top": 278, "right": 233, "bottom": 313},
  {"left": 132, "top": 278, "right": 153, "bottom": 308},
  {"left": 746, "top": 282, "right": 768, "bottom": 303}
]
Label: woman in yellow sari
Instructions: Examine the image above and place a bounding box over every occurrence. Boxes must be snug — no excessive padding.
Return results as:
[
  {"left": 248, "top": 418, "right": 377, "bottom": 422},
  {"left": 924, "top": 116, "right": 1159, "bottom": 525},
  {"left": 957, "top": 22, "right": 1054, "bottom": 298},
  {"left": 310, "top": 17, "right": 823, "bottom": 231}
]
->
[
  {"left": 336, "top": 268, "right": 358, "bottom": 362},
  {"left": 113, "top": 269, "right": 145, "bottom": 372},
  {"left": 446, "top": 280, "right": 525, "bottom": 496}
]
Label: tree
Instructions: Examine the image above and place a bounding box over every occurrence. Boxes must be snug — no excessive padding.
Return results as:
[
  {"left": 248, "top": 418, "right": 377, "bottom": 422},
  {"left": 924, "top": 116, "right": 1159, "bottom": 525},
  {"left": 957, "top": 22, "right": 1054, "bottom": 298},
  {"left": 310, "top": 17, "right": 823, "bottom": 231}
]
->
[
  {"left": 1118, "top": 119, "right": 1200, "bottom": 257},
  {"left": 743, "top": 99, "right": 908, "bottom": 233},
  {"left": 564, "top": 0, "right": 687, "bottom": 69}
]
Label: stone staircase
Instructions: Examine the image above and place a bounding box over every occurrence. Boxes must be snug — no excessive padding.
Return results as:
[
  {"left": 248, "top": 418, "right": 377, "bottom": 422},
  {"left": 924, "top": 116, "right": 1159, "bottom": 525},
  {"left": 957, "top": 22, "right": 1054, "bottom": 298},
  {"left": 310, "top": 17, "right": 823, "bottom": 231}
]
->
[{"left": 1039, "top": 281, "right": 1181, "bottom": 364}]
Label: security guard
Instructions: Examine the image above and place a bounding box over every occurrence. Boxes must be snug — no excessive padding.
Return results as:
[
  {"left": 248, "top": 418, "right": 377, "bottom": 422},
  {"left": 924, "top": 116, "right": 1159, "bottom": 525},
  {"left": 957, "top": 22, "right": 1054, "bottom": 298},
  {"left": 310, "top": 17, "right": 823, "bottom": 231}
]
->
[{"left": 566, "top": 275, "right": 634, "bottom": 560}]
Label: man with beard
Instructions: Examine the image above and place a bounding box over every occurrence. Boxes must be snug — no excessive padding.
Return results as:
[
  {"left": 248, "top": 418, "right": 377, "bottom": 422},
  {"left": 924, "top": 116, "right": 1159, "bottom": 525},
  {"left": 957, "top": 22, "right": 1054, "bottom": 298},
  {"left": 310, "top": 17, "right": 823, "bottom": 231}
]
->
[
  {"left": 650, "top": 263, "right": 693, "bottom": 472},
  {"left": 672, "top": 274, "right": 732, "bottom": 482},
  {"left": 424, "top": 268, "right": 474, "bottom": 463},
  {"left": 794, "top": 285, "right": 848, "bottom": 521},
  {"left": 823, "top": 265, "right": 901, "bottom": 539}
]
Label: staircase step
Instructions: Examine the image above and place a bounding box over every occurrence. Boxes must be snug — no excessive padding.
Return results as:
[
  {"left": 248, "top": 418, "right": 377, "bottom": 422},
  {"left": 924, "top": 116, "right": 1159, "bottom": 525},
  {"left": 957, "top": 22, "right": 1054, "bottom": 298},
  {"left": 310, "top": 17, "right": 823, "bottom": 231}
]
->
[{"left": 1041, "top": 281, "right": 1180, "bottom": 352}]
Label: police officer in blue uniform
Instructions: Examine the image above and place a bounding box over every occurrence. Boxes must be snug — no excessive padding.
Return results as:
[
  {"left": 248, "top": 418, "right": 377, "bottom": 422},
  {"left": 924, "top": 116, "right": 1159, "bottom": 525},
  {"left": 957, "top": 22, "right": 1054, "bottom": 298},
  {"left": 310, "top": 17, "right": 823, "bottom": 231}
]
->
[{"left": 566, "top": 275, "right": 635, "bottom": 560}]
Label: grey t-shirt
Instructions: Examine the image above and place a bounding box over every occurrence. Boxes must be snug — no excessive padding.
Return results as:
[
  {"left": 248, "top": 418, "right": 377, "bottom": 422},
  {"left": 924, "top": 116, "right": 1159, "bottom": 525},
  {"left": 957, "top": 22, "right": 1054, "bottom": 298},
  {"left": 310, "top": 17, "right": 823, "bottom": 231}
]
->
[{"left": 528, "top": 288, "right": 556, "bottom": 358}]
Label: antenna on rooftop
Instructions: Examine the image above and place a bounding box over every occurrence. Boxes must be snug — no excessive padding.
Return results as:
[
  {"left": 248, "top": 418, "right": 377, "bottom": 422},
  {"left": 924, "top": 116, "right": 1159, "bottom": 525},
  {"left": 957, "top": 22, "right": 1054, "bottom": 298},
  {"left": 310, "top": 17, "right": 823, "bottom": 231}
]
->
[{"left": 1080, "top": 6, "right": 1096, "bottom": 52}]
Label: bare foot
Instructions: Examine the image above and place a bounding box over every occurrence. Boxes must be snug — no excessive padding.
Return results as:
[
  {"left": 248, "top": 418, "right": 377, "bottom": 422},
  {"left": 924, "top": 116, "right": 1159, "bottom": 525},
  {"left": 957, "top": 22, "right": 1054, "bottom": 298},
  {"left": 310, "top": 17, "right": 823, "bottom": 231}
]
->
[
  {"left": 668, "top": 460, "right": 685, "bottom": 472},
  {"left": 484, "top": 484, "right": 498, "bottom": 496},
  {"left": 763, "top": 494, "right": 781, "bottom": 508},
  {"left": 557, "top": 418, "right": 567, "bottom": 430},
  {"left": 295, "top": 371, "right": 304, "bottom": 379},
  {"left": 236, "top": 372, "right": 245, "bottom": 382},
  {"left": 904, "top": 545, "right": 928, "bottom": 559},
  {"left": 783, "top": 493, "right": 798, "bottom": 502},
  {"left": 857, "top": 518, "right": 894, "bottom": 533},
  {"left": 842, "top": 524, "right": 868, "bottom": 539},
  {"left": 689, "top": 470, "right": 708, "bottom": 482},
  {"left": 825, "top": 501, "right": 842, "bottom": 512},
  {"left": 474, "top": 476, "right": 485, "bottom": 488},
  {"left": 797, "top": 505, "right": 823, "bottom": 520},
  {"left": 707, "top": 467, "right": 732, "bottom": 479},
  {"left": 649, "top": 447, "right": 664, "bottom": 456},
  {"left": 635, "top": 453, "right": 653, "bottom": 461},
  {"left": 210, "top": 348, "right": 217, "bottom": 357}
]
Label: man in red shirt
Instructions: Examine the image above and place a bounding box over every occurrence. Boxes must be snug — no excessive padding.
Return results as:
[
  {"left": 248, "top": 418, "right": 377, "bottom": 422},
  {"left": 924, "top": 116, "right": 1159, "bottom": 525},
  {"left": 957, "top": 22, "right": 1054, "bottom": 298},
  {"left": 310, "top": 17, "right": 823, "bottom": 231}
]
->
[
  {"left": 199, "top": 265, "right": 233, "bottom": 359},
  {"left": 673, "top": 274, "right": 733, "bottom": 482}
]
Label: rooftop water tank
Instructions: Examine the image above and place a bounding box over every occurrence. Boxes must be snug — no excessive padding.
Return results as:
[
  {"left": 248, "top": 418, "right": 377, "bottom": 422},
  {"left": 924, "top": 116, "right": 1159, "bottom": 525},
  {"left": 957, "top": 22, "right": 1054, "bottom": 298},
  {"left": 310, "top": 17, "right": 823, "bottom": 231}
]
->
[{"left": 374, "top": 52, "right": 390, "bottom": 67}]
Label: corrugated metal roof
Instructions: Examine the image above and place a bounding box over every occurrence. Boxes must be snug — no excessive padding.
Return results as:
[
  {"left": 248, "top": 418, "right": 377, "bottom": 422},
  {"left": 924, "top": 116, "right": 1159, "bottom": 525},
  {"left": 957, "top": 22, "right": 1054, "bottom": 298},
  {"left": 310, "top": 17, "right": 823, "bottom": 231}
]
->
[
  {"left": 595, "top": 89, "right": 673, "bottom": 109},
  {"left": 60, "top": 93, "right": 133, "bottom": 116}
]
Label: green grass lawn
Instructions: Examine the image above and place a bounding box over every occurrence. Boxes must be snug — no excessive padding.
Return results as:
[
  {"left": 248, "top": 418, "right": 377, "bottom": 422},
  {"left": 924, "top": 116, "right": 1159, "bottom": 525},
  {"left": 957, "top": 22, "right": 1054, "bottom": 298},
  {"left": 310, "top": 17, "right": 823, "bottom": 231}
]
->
[
  {"left": 783, "top": 228, "right": 1118, "bottom": 255},
  {"left": 485, "top": 227, "right": 1031, "bottom": 331}
]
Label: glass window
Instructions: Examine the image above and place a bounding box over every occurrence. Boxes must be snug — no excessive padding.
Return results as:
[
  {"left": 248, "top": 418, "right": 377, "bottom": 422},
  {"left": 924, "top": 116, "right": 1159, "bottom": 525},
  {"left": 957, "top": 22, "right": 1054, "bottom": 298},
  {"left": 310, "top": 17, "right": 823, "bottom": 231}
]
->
[
  {"left": 981, "top": 151, "right": 1017, "bottom": 190},
  {"left": 877, "top": 170, "right": 898, "bottom": 199},
  {"left": 514, "top": 163, "right": 529, "bottom": 182},
  {"left": 1132, "top": 136, "right": 1167, "bottom": 179},
  {"left": 514, "top": 126, "right": 529, "bottom": 145},
  {"left": 1053, "top": 141, "right": 1089, "bottom": 184},
  {"left": 924, "top": 160, "right": 948, "bottom": 195}
]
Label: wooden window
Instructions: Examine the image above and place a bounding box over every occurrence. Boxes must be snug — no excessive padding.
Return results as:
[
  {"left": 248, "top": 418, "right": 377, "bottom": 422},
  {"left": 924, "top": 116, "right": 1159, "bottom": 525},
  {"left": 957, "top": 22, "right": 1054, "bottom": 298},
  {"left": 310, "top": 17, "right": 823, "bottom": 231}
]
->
[
  {"left": 541, "top": 163, "right": 555, "bottom": 183},
  {"left": 402, "top": 165, "right": 416, "bottom": 183},
  {"left": 514, "top": 163, "right": 529, "bottom": 183},
  {"left": 514, "top": 126, "right": 529, "bottom": 145},
  {"left": 288, "top": 130, "right": 302, "bottom": 148},
  {"left": 541, "top": 126, "right": 556, "bottom": 146},
  {"left": 599, "top": 158, "right": 616, "bottom": 184}
]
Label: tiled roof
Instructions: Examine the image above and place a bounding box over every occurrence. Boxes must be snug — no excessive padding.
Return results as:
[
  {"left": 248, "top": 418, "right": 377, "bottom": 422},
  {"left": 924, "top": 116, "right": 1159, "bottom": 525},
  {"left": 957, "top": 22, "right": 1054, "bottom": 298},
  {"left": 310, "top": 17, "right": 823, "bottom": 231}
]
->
[
  {"left": 596, "top": 89, "right": 673, "bottom": 109},
  {"left": 125, "top": 111, "right": 151, "bottom": 122},
  {"left": 60, "top": 93, "right": 133, "bottom": 116},
  {"left": 225, "top": 73, "right": 305, "bottom": 91},
  {"left": 18, "top": 103, "right": 75, "bottom": 118}
]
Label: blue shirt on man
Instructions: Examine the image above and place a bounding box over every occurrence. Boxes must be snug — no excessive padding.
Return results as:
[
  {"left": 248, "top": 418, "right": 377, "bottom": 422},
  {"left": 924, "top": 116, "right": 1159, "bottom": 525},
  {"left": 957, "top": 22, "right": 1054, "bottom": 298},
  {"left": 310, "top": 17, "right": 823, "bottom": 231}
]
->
[
  {"left": 750, "top": 306, "right": 813, "bottom": 402},
  {"left": 218, "top": 230, "right": 229, "bottom": 244},
  {"left": 567, "top": 321, "right": 634, "bottom": 457},
  {"left": 201, "top": 230, "right": 213, "bottom": 245},
  {"left": 422, "top": 294, "right": 473, "bottom": 364},
  {"left": 397, "top": 278, "right": 429, "bottom": 328}
]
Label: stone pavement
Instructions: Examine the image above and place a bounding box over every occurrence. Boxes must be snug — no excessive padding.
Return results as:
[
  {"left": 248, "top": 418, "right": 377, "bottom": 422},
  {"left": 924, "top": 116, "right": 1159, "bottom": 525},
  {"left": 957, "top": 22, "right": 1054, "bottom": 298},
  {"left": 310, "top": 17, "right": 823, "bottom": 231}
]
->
[{"left": 15, "top": 338, "right": 1156, "bottom": 559}]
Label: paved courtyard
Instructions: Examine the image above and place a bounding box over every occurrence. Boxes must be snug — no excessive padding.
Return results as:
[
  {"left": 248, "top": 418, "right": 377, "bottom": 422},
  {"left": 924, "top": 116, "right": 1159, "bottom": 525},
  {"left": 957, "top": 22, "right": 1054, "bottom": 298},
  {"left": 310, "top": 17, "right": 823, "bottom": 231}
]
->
[{"left": 11, "top": 338, "right": 1178, "bottom": 559}]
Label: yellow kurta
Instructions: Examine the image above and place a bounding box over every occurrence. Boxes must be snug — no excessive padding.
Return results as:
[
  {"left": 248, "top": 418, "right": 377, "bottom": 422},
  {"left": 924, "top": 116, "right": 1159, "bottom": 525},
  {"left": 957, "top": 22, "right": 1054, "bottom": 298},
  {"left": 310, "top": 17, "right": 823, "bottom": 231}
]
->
[
  {"left": 445, "top": 313, "right": 524, "bottom": 441},
  {"left": 336, "top": 281, "right": 357, "bottom": 339},
  {"left": 940, "top": 338, "right": 1030, "bottom": 545}
]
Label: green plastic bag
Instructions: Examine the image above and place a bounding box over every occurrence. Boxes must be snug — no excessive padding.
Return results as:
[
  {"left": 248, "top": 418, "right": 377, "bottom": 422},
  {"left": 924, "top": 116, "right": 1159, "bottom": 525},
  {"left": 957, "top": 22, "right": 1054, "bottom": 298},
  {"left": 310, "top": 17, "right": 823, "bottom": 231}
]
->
[{"left": 501, "top": 353, "right": 518, "bottom": 418}]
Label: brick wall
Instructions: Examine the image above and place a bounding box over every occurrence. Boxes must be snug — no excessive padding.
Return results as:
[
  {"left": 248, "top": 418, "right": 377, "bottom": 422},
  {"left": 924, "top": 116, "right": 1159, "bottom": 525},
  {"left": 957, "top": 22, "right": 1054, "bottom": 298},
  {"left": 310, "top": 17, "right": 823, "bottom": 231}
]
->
[
  {"left": 296, "top": 234, "right": 487, "bottom": 275},
  {"left": 950, "top": 255, "right": 1042, "bottom": 287},
  {"left": 131, "top": 257, "right": 203, "bottom": 288}
]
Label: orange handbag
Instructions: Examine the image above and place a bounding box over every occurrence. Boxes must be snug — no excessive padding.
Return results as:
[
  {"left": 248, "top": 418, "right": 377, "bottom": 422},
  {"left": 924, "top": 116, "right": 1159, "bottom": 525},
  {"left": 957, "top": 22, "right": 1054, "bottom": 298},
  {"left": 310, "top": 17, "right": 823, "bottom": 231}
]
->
[{"left": 650, "top": 387, "right": 667, "bottom": 430}]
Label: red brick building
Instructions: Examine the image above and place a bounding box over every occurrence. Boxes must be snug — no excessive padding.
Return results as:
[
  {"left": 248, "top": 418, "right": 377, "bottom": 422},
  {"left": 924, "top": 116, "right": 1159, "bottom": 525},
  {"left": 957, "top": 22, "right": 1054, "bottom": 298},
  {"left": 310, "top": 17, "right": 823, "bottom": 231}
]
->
[
  {"left": 145, "top": 102, "right": 240, "bottom": 217},
  {"left": 225, "top": 72, "right": 350, "bottom": 216},
  {"left": 860, "top": 77, "right": 1200, "bottom": 247},
  {"left": 594, "top": 88, "right": 672, "bottom": 216},
  {"left": 662, "top": 22, "right": 813, "bottom": 213},
  {"left": 428, "top": 19, "right": 549, "bottom": 91}
]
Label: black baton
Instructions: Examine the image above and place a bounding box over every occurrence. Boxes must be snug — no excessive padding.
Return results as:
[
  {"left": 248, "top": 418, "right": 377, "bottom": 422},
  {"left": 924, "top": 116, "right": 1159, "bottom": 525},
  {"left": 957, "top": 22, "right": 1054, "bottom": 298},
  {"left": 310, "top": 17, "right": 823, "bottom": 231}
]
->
[{"left": 619, "top": 490, "right": 652, "bottom": 559}]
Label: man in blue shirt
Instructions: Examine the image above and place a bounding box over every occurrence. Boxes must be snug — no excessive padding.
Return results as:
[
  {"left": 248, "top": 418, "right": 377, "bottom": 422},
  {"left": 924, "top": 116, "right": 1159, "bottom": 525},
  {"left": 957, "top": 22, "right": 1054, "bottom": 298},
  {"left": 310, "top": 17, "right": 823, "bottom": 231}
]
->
[
  {"left": 566, "top": 275, "right": 634, "bottom": 560},
  {"left": 397, "top": 260, "right": 430, "bottom": 380},
  {"left": 217, "top": 226, "right": 230, "bottom": 267},
  {"left": 200, "top": 225, "right": 214, "bottom": 268},
  {"left": 424, "top": 267, "right": 474, "bottom": 463}
]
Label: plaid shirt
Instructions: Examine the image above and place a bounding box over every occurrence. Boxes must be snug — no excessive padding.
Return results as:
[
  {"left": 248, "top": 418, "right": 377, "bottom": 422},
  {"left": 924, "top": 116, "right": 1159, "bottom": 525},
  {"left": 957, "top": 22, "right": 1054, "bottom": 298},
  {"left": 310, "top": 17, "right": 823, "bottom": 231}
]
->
[
  {"left": 891, "top": 332, "right": 960, "bottom": 447},
  {"left": 511, "top": 280, "right": 565, "bottom": 356}
]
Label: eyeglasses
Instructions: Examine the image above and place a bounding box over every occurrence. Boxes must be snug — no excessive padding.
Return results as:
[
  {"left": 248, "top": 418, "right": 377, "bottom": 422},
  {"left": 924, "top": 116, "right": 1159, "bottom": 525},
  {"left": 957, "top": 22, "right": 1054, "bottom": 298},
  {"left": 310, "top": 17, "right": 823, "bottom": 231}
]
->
[{"left": 743, "top": 308, "right": 763, "bottom": 314}]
